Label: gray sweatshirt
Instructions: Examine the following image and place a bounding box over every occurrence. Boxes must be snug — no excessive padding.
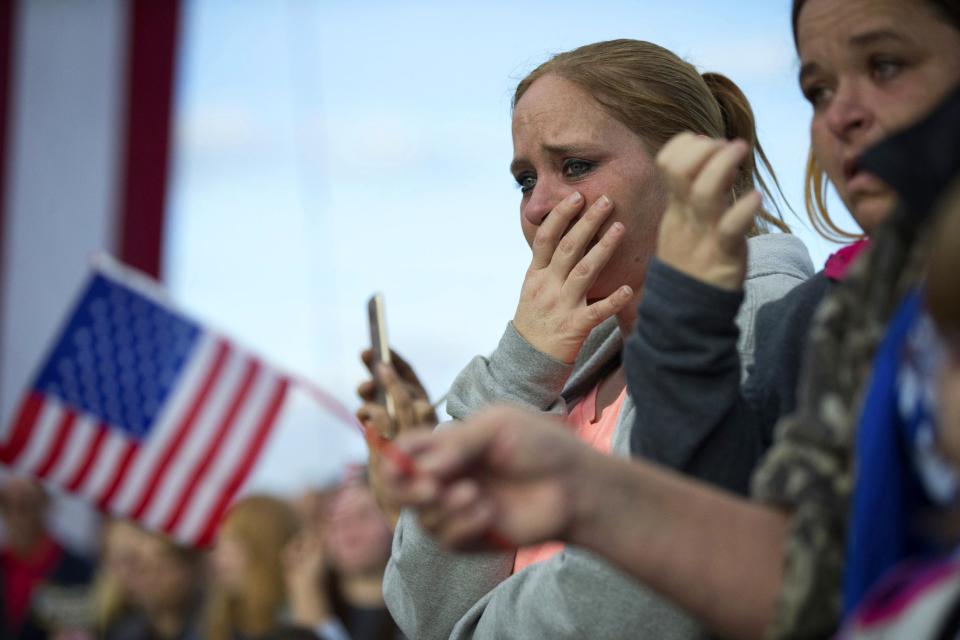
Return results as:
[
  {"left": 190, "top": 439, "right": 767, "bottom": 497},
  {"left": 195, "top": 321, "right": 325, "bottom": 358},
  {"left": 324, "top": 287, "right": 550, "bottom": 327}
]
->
[{"left": 383, "top": 234, "right": 814, "bottom": 640}]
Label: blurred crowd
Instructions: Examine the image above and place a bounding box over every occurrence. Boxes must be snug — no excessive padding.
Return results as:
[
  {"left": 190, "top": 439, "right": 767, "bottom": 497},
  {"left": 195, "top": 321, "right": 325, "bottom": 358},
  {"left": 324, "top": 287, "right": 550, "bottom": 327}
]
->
[{"left": 0, "top": 472, "right": 403, "bottom": 640}]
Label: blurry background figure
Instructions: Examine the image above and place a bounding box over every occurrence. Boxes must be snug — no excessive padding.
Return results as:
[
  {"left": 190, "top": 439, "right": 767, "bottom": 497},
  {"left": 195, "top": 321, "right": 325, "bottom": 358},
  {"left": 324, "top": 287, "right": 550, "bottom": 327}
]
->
[
  {"left": 285, "top": 474, "right": 403, "bottom": 640},
  {"left": 0, "top": 477, "right": 93, "bottom": 639},
  {"left": 290, "top": 487, "right": 338, "bottom": 537},
  {"left": 207, "top": 495, "right": 300, "bottom": 640},
  {"left": 99, "top": 523, "right": 203, "bottom": 640},
  {"left": 91, "top": 520, "right": 143, "bottom": 635},
  {"left": 324, "top": 478, "right": 400, "bottom": 640}
]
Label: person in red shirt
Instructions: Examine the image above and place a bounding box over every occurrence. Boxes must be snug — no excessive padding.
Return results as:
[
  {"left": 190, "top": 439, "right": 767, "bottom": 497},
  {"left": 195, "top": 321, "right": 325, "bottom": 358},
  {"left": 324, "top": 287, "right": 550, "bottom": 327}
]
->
[{"left": 0, "top": 476, "right": 92, "bottom": 639}]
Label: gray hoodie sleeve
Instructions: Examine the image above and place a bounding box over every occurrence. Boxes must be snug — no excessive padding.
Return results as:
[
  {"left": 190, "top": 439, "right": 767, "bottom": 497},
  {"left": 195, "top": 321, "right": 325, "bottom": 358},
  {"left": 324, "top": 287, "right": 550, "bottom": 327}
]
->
[
  {"left": 448, "top": 548, "right": 702, "bottom": 640},
  {"left": 384, "top": 508, "right": 514, "bottom": 640},
  {"left": 445, "top": 321, "right": 574, "bottom": 419}
]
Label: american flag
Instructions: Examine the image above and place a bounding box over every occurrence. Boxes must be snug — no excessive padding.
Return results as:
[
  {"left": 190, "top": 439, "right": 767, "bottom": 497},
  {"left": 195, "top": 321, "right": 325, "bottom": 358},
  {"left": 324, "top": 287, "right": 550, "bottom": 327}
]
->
[{"left": 0, "top": 260, "right": 291, "bottom": 547}]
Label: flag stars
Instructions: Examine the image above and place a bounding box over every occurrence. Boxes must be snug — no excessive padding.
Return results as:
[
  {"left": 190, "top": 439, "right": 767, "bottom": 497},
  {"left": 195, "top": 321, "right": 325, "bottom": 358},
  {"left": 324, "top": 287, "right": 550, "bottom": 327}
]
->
[
  {"left": 89, "top": 297, "right": 107, "bottom": 316},
  {"left": 36, "top": 274, "right": 202, "bottom": 438},
  {"left": 73, "top": 327, "right": 93, "bottom": 349},
  {"left": 62, "top": 377, "right": 82, "bottom": 407},
  {"left": 98, "top": 358, "right": 116, "bottom": 379}
]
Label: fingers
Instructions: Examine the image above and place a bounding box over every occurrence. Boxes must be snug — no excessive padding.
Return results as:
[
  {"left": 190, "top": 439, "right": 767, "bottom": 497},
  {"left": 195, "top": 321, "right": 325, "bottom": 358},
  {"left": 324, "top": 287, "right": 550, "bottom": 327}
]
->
[
  {"left": 417, "top": 479, "right": 498, "bottom": 550},
  {"left": 357, "top": 402, "right": 392, "bottom": 436},
  {"left": 390, "top": 350, "right": 428, "bottom": 398},
  {"left": 658, "top": 134, "right": 750, "bottom": 225},
  {"left": 417, "top": 479, "right": 480, "bottom": 532},
  {"left": 530, "top": 191, "right": 585, "bottom": 270},
  {"left": 657, "top": 133, "right": 726, "bottom": 198},
  {"left": 409, "top": 412, "right": 507, "bottom": 479},
  {"left": 413, "top": 398, "right": 438, "bottom": 427},
  {"left": 717, "top": 190, "right": 762, "bottom": 253},
  {"left": 360, "top": 348, "right": 375, "bottom": 373},
  {"left": 439, "top": 500, "right": 497, "bottom": 550},
  {"left": 580, "top": 286, "right": 634, "bottom": 331},
  {"left": 549, "top": 195, "right": 614, "bottom": 275},
  {"left": 377, "top": 363, "right": 418, "bottom": 432},
  {"left": 561, "top": 220, "right": 626, "bottom": 303},
  {"left": 358, "top": 348, "right": 430, "bottom": 409},
  {"left": 356, "top": 379, "right": 378, "bottom": 403},
  {"left": 688, "top": 140, "right": 750, "bottom": 217},
  {"left": 654, "top": 132, "right": 757, "bottom": 291},
  {"left": 377, "top": 444, "right": 438, "bottom": 506}
]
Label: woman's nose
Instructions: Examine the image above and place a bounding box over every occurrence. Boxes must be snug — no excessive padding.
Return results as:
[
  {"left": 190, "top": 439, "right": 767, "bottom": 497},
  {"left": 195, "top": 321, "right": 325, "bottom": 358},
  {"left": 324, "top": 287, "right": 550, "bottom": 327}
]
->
[
  {"left": 825, "top": 79, "right": 874, "bottom": 142},
  {"left": 523, "top": 179, "right": 574, "bottom": 227}
]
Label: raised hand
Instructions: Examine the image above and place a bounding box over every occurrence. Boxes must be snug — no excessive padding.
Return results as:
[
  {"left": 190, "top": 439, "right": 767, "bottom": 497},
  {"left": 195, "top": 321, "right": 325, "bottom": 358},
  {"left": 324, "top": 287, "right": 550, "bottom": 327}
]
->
[
  {"left": 655, "top": 133, "right": 764, "bottom": 291},
  {"left": 356, "top": 349, "right": 437, "bottom": 439},
  {"left": 513, "top": 192, "right": 634, "bottom": 364},
  {"left": 283, "top": 530, "right": 333, "bottom": 626},
  {"left": 379, "top": 405, "right": 597, "bottom": 549},
  {"left": 357, "top": 349, "right": 436, "bottom": 527}
]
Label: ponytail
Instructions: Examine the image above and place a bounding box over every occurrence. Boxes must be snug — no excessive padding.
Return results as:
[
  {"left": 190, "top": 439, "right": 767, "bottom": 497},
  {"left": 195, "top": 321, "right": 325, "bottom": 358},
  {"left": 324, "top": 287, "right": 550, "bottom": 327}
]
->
[{"left": 703, "top": 71, "right": 791, "bottom": 234}]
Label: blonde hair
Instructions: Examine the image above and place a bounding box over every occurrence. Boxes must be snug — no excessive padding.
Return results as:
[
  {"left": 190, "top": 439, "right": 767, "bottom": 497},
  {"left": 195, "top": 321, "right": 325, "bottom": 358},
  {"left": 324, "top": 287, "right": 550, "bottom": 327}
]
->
[
  {"left": 91, "top": 519, "right": 144, "bottom": 632},
  {"left": 91, "top": 573, "right": 128, "bottom": 633},
  {"left": 513, "top": 39, "right": 791, "bottom": 235},
  {"left": 802, "top": 151, "right": 863, "bottom": 243},
  {"left": 94, "top": 520, "right": 201, "bottom": 634},
  {"left": 205, "top": 495, "right": 300, "bottom": 640}
]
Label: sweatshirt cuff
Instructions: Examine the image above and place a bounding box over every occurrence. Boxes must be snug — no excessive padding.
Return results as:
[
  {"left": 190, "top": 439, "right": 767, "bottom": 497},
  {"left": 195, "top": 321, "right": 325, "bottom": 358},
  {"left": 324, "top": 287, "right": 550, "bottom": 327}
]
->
[
  {"left": 641, "top": 258, "right": 744, "bottom": 331},
  {"left": 485, "top": 322, "right": 573, "bottom": 411}
]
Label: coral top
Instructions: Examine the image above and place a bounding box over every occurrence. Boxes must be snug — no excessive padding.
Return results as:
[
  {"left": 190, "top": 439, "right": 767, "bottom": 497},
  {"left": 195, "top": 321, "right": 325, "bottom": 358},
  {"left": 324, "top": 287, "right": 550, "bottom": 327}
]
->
[{"left": 511, "top": 384, "right": 626, "bottom": 574}]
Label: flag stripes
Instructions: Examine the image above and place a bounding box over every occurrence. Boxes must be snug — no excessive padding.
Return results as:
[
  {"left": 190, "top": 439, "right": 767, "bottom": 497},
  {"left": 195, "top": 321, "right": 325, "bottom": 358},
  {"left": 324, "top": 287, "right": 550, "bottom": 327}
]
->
[{"left": 0, "top": 266, "right": 291, "bottom": 546}]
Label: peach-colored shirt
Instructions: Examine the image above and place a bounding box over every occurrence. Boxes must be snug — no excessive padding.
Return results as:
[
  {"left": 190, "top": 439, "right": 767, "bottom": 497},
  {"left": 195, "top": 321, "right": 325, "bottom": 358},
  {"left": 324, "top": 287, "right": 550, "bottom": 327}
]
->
[{"left": 511, "top": 384, "right": 626, "bottom": 574}]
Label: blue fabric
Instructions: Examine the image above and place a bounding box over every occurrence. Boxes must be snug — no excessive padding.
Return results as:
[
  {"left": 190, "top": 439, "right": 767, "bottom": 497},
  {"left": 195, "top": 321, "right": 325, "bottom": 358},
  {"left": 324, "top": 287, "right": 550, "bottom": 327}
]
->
[
  {"left": 33, "top": 272, "right": 201, "bottom": 438},
  {"left": 843, "top": 290, "right": 946, "bottom": 615}
]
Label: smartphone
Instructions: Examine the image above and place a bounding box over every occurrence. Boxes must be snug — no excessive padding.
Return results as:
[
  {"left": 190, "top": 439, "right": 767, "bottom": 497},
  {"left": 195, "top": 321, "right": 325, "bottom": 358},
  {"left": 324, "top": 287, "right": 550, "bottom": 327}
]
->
[{"left": 367, "top": 293, "right": 397, "bottom": 436}]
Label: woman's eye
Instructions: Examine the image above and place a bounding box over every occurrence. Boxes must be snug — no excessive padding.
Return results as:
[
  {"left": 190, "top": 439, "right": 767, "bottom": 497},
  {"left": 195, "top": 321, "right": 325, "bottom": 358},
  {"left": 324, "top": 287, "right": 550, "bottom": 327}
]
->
[
  {"left": 802, "top": 83, "right": 833, "bottom": 110},
  {"left": 563, "top": 159, "right": 594, "bottom": 179},
  {"left": 871, "top": 57, "right": 904, "bottom": 82},
  {"left": 515, "top": 173, "right": 537, "bottom": 194}
]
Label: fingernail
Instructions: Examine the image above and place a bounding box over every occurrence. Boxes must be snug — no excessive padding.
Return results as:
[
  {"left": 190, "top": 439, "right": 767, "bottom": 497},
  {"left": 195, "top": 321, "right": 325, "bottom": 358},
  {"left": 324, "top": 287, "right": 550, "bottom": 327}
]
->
[
  {"left": 568, "top": 192, "right": 583, "bottom": 203},
  {"left": 611, "top": 222, "right": 624, "bottom": 232},
  {"left": 598, "top": 195, "right": 612, "bottom": 208}
]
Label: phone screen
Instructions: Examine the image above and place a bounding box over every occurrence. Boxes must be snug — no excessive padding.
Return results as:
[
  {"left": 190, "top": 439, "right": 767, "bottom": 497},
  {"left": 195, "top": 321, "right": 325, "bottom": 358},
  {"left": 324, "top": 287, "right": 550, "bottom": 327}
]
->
[
  {"left": 368, "top": 293, "right": 391, "bottom": 367},
  {"left": 367, "top": 293, "right": 396, "bottom": 436}
]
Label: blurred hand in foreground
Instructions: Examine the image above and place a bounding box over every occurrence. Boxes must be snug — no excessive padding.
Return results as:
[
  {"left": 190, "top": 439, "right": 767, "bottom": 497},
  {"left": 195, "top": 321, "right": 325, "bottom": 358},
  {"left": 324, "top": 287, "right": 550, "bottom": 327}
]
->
[{"left": 378, "top": 405, "right": 598, "bottom": 549}]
